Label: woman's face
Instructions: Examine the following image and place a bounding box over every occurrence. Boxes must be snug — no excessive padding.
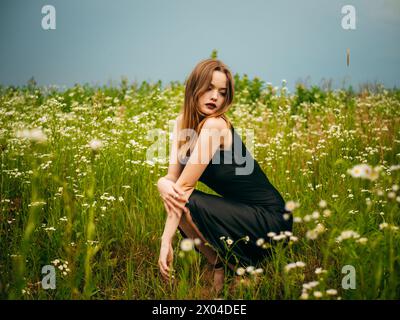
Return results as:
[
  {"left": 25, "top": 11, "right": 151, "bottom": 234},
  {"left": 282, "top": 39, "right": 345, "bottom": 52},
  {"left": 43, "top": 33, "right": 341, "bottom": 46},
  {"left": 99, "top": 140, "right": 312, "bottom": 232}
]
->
[{"left": 198, "top": 70, "right": 227, "bottom": 116}]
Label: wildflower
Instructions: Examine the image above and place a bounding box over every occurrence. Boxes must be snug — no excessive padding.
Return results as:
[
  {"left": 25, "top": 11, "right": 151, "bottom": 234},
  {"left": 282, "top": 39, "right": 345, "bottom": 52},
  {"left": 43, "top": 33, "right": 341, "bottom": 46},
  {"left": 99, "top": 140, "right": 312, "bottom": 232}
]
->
[
  {"left": 236, "top": 267, "right": 245, "bottom": 276},
  {"left": 267, "top": 232, "right": 276, "bottom": 238},
  {"left": 285, "top": 261, "right": 306, "bottom": 272},
  {"left": 336, "top": 230, "right": 360, "bottom": 242},
  {"left": 256, "top": 238, "right": 265, "bottom": 246},
  {"left": 300, "top": 292, "right": 309, "bottom": 300},
  {"left": 305, "top": 230, "right": 318, "bottom": 240},
  {"left": 15, "top": 128, "right": 47, "bottom": 143},
  {"left": 315, "top": 268, "right": 327, "bottom": 275},
  {"left": 88, "top": 139, "right": 103, "bottom": 151},
  {"left": 356, "top": 237, "right": 368, "bottom": 244},
  {"left": 226, "top": 238, "right": 233, "bottom": 246},
  {"left": 254, "top": 268, "right": 263, "bottom": 274},
  {"left": 193, "top": 238, "right": 201, "bottom": 246},
  {"left": 273, "top": 234, "right": 286, "bottom": 241},
  {"left": 379, "top": 223, "right": 399, "bottom": 231},
  {"left": 379, "top": 222, "right": 389, "bottom": 230},
  {"left": 326, "top": 289, "right": 338, "bottom": 296},
  {"left": 347, "top": 164, "right": 379, "bottom": 181},
  {"left": 312, "top": 211, "right": 320, "bottom": 219},
  {"left": 313, "top": 291, "right": 323, "bottom": 298},
  {"left": 246, "top": 266, "right": 255, "bottom": 273},
  {"left": 293, "top": 217, "right": 302, "bottom": 223},
  {"left": 285, "top": 200, "right": 300, "bottom": 212},
  {"left": 323, "top": 209, "right": 331, "bottom": 217},
  {"left": 318, "top": 200, "right": 327, "bottom": 208},
  {"left": 303, "top": 281, "right": 319, "bottom": 290},
  {"left": 306, "top": 223, "right": 326, "bottom": 240},
  {"left": 388, "top": 192, "right": 396, "bottom": 199},
  {"left": 180, "top": 238, "right": 194, "bottom": 252},
  {"left": 52, "top": 259, "right": 60, "bottom": 265},
  {"left": 284, "top": 263, "right": 296, "bottom": 272}
]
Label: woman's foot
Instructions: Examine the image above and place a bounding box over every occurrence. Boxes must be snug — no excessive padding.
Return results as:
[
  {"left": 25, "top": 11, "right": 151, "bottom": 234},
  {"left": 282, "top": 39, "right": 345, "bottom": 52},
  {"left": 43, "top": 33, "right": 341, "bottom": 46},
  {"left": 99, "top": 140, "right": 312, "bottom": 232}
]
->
[
  {"left": 203, "top": 261, "right": 225, "bottom": 295},
  {"left": 212, "top": 266, "right": 225, "bottom": 295}
]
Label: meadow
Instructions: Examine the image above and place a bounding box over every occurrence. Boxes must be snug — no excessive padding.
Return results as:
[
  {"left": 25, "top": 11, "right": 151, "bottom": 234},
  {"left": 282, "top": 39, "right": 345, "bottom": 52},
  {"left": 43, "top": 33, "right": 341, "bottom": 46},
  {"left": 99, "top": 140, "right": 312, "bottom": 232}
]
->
[{"left": 0, "top": 75, "right": 399, "bottom": 299}]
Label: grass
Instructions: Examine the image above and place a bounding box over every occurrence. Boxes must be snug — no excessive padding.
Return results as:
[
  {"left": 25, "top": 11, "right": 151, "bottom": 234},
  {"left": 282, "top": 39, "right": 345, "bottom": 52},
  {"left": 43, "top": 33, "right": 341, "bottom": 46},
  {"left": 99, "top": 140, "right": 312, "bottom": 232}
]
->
[{"left": 0, "top": 77, "right": 399, "bottom": 299}]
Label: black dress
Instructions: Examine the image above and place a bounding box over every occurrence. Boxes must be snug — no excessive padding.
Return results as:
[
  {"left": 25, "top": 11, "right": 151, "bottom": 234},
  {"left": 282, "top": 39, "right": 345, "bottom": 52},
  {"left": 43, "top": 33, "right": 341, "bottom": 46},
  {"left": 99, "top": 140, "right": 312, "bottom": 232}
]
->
[{"left": 181, "top": 124, "right": 292, "bottom": 268}]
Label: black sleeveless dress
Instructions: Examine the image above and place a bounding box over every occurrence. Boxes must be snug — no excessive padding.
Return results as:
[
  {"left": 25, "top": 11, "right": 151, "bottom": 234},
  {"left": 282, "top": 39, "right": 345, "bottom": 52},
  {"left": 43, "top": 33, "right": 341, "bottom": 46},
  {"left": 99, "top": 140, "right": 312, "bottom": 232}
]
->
[{"left": 181, "top": 124, "right": 293, "bottom": 267}]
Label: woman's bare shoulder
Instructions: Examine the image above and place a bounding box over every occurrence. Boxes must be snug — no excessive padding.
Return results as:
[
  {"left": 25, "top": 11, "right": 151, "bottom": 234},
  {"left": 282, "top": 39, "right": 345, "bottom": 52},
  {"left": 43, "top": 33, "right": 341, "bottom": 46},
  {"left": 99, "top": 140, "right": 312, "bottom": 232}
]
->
[{"left": 203, "top": 116, "right": 230, "bottom": 130}]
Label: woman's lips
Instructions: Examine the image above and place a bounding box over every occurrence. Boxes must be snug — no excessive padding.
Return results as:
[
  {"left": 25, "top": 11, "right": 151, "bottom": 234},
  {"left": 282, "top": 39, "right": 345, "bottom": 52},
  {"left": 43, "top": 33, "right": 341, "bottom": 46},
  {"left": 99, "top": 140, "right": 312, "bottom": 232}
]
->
[{"left": 206, "top": 103, "right": 217, "bottom": 109}]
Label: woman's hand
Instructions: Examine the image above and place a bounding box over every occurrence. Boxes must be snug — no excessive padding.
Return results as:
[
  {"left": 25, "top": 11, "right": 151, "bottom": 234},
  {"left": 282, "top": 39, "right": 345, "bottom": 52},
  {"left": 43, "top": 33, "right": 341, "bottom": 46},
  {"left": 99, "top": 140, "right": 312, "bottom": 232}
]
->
[
  {"left": 157, "top": 177, "right": 189, "bottom": 214},
  {"left": 158, "top": 241, "right": 174, "bottom": 280}
]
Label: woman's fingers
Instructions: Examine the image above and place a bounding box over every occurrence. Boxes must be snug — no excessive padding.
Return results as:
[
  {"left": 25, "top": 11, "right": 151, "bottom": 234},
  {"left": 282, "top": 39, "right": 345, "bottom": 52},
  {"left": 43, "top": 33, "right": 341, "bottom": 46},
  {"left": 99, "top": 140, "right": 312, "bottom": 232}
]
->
[
  {"left": 171, "top": 185, "right": 188, "bottom": 202},
  {"left": 162, "top": 199, "right": 173, "bottom": 213},
  {"left": 159, "top": 261, "right": 169, "bottom": 279},
  {"left": 162, "top": 197, "right": 181, "bottom": 217},
  {"left": 159, "top": 258, "right": 174, "bottom": 281},
  {"left": 165, "top": 195, "right": 186, "bottom": 211}
]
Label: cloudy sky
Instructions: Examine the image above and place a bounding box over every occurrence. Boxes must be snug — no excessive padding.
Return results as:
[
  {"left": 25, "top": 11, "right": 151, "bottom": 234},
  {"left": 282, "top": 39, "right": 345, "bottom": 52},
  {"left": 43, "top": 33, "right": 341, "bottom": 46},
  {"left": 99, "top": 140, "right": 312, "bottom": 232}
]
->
[{"left": 0, "top": 0, "right": 399, "bottom": 91}]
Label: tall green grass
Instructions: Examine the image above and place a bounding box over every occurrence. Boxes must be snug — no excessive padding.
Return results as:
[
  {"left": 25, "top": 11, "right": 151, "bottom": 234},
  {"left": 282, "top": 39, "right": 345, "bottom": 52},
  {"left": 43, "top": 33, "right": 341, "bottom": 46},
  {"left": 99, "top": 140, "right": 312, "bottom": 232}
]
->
[{"left": 0, "top": 77, "right": 399, "bottom": 299}]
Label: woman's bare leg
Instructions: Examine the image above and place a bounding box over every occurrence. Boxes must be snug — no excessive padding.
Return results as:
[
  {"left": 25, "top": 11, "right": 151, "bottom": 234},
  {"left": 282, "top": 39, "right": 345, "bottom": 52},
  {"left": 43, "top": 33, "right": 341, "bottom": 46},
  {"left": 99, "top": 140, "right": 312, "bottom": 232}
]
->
[
  {"left": 179, "top": 209, "right": 220, "bottom": 265},
  {"left": 179, "top": 209, "right": 226, "bottom": 294}
]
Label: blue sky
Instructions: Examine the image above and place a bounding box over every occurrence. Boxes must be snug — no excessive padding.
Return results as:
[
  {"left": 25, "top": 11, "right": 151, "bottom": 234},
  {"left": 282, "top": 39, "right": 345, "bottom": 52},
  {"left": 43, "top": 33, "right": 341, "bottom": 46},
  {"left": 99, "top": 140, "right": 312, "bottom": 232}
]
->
[{"left": 0, "top": 0, "right": 399, "bottom": 92}]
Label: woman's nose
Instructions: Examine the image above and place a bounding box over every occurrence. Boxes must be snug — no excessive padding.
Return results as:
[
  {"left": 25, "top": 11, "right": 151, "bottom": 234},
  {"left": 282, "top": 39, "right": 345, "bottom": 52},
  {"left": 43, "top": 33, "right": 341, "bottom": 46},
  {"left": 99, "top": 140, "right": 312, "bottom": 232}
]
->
[{"left": 210, "top": 90, "right": 218, "bottom": 100}]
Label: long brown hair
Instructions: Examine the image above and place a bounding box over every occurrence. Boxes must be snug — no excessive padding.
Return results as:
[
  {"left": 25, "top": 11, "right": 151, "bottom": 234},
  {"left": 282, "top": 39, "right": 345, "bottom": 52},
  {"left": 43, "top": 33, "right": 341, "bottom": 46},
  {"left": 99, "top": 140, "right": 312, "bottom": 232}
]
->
[{"left": 178, "top": 58, "right": 235, "bottom": 161}]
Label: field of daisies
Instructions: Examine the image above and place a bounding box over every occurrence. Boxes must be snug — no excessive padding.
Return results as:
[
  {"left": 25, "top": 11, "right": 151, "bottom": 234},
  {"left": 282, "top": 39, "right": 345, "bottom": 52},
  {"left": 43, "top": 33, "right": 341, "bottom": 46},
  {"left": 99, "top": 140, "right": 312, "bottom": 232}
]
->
[{"left": 1, "top": 75, "right": 399, "bottom": 300}]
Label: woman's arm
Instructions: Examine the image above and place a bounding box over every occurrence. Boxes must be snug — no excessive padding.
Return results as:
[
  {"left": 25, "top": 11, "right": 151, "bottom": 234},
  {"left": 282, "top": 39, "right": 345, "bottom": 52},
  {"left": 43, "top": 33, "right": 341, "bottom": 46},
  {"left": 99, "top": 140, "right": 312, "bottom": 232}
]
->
[
  {"left": 158, "top": 116, "right": 228, "bottom": 279},
  {"left": 160, "top": 117, "right": 228, "bottom": 243}
]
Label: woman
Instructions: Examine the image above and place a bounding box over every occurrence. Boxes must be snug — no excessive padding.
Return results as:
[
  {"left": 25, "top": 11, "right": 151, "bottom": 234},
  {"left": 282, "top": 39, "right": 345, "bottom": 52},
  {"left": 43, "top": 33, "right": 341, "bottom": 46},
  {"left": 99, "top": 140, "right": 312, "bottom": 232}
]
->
[{"left": 157, "top": 58, "right": 292, "bottom": 292}]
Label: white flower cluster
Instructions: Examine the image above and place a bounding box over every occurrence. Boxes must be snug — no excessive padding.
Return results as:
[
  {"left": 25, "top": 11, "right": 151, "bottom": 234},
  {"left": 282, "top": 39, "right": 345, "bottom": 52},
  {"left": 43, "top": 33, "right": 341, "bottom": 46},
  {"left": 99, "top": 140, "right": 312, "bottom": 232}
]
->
[
  {"left": 88, "top": 139, "right": 103, "bottom": 151},
  {"left": 236, "top": 266, "right": 263, "bottom": 276},
  {"left": 335, "top": 230, "right": 360, "bottom": 242},
  {"left": 306, "top": 223, "right": 326, "bottom": 240},
  {"left": 285, "top": 200, "right": 300, "bottom": 212},
  {"left": 51, "top": 259, "right": 71, "bottom": 276},
  {"left": 284, "top": 261, "right": 306, "bottom": 272},
  {"left": 15, "top": 127, "right": 47, "bottom": 143},
  {"left": 379, "top": 223, "right": 399, "bottom": 231},
  {"left": 300, "top": 272, "right": 338, "bottom": 300},
  {"left": 180, "top": 238, "right": 201, "bottom": 252},
  {"left": 347, "top": 164, "right": 380, "bottom": 181},
  {"left": 267, "top": 231, "right": 297, "bottom": 242},
  {"left": 219, "top": 236, "right": 234, "bottom": 246}
]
